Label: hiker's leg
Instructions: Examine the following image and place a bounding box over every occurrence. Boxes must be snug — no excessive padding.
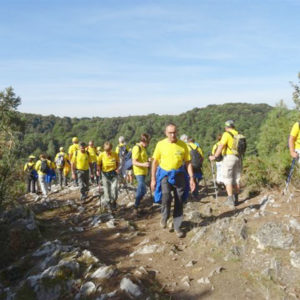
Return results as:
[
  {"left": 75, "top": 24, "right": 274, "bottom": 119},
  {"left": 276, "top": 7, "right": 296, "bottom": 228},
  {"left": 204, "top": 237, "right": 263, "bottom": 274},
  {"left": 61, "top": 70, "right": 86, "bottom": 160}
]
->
[
  {"left": 135, "top": 175, "right": 146, "bottom": 208},
  {"left": 111, "top": 175, "right": 118, "bottom": 208},
  {"left": 222, "top": 156, "right": 235, "bottom": 197},
  {"left": 161, "top": 177, "right": 172, "bottom": 225},
  {"left": 32, "top": 178, "right": 36, "bottom": 193},
  {"left": 39, "top": 175, "right": 47, "bottom": 196},
  {"left": 83, "top": 170, "right": 89, "bottom": 196},
  {"left": 77, "top": 170, "right": 85, "bottom": 198},
  {"left": 26, "top": 176, "right": 31, "bottom": 193},
  {"left": 173, "top": 173, "right": 185, "bottom": 231},
  {"left": 192, "top": 176, "right": 200, "bottom": 197},
  {"left": 58, "top": 169, "right": 63, "bottom": 187},
  {"left": 102, "top": 175, "right": 110, "bottom": 206}
]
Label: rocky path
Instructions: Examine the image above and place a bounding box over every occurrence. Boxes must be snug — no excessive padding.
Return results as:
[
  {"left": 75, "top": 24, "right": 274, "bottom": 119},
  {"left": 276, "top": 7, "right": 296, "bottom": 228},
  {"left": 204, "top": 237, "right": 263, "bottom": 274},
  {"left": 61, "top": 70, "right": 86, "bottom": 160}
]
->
[{"left": 1, "top": 182, "right": 300, "bottom": 299}]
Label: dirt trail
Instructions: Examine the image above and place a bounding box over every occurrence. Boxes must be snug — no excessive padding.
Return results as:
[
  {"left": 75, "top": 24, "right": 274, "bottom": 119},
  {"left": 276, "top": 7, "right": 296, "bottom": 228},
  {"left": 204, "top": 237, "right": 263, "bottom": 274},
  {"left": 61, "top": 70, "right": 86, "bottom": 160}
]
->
[{"left": 18, "top": 181, "right": 300, "bottom": 299}]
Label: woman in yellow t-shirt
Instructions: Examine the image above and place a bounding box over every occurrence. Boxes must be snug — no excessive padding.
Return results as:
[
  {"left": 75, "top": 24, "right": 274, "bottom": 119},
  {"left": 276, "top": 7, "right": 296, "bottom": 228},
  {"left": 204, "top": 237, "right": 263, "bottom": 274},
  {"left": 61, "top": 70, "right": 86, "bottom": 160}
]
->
[
  {"left": 132, "top": 133, "right": 151, "bottom": 213},
  {"left": 97, "top": 142, "right": 119, "bottom": 212}
]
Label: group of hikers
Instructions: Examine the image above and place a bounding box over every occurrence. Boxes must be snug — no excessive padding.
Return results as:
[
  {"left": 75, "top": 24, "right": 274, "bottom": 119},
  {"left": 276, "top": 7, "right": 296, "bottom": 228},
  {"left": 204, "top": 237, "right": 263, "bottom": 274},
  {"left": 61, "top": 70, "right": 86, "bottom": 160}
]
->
[{"left": 24, "top": 119, "right": 299, "bottom": 238}]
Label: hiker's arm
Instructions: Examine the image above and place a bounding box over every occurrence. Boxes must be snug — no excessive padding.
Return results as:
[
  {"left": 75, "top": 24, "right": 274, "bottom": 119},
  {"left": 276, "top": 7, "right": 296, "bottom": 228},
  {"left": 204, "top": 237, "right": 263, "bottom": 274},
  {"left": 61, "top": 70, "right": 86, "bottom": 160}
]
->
[
  {"left": 289, "top": 135, "right": 298, "bottom": 158},
  {"left": 186, "top": 161, "right": 196, "bottom": 192},
  {"left": 89, "top": 162, "right": 94, "bottom": 177},
  {"left": 150, "top": 159, "right": 159, "bottom": 192},
  {"left": 209, "top": 144, "right": 224, "bottom": 161},
  {"left": 71, "top": 162, "right": 76, "bottom": 180},
  {"left": 132, "top": 158, "right": 150, "bottom": 168}
]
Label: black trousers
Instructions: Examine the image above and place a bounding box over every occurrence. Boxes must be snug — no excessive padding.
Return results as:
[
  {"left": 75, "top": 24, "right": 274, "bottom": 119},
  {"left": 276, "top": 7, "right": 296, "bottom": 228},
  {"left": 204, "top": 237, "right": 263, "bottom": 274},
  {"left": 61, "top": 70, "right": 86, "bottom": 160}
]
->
[{"left": 161, "top": 172, "right": 185, "bottom": 231}]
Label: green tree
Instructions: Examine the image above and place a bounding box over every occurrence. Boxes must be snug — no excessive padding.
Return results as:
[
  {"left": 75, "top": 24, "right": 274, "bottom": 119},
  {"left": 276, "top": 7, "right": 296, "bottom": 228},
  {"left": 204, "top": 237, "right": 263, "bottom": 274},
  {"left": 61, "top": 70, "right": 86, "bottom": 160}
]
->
[
  {"left": 291, "top": 72, "right": 300, "bottom": 110},
  {"left": 0, "top": 87, "right": 25, "bottom": 208}
]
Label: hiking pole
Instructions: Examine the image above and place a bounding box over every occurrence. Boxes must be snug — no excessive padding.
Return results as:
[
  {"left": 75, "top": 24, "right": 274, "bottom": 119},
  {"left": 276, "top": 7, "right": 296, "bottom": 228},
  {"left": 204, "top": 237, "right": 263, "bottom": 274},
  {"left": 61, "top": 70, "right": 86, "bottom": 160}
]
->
[
  {"left": 283, "top": 158, "right": 296, "bottom": 195},
  {"left": 210, "top": 161, "right": 218, "bottom": 200}
]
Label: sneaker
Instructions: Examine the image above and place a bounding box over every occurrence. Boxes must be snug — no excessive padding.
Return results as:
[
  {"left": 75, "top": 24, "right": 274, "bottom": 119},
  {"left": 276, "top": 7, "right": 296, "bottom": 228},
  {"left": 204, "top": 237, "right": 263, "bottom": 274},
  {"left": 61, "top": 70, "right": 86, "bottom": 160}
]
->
[
  {"left": 224, "top": 196, "right": 235, "bottom": 208},
  {"left": 167, "top": 218, "right": 174, "bottom": 232},
  {"left": 160, "top": 218, "right": 167, "bottom": 229},
  {"left": 175, "top": 229, "right": 184, "bottom": 238}
]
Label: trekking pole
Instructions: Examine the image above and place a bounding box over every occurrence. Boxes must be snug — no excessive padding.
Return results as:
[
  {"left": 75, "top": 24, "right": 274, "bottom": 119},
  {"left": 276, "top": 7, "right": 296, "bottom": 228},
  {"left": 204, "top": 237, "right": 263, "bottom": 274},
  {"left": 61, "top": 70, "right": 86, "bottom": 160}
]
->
[
  {"left": 283, "top": 158, "right": 296, "bottom": 195},
  {"left": 210, "top": 161, "right": 218, "bottom": 200}
]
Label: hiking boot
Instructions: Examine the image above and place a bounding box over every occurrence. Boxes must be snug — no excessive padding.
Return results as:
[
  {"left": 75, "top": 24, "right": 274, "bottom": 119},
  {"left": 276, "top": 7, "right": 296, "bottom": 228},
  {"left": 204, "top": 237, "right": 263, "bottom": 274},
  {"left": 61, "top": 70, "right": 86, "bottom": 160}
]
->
[
  {"left": 167, "top": 218, "right": 174, "bottom": 232},
  {"left": 224, "top": 196, "right": 235, "bottom": 208},
  {"left": 160, "top": 218, "right": 167, "bottom": 229},
  {"left": 175, "top": 229, "right": 184, "bottom": 238},
  {"left": 234, "top": 194, "right": 239, "bottom": 205}
]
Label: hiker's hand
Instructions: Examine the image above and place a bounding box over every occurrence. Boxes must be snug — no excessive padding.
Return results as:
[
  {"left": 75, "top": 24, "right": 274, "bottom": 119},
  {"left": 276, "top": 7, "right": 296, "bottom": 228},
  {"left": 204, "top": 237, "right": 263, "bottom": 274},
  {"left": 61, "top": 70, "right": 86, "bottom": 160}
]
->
[
  {"left": 116, "top": 168, "right": 120, "bottom": 174},
  {"left": 96, "top": 171, "right": 100, "bottom": 177},
  {"left": 90, "top": 174, "right": 94, "bottom": 179},
  {"left": 209, "top": 155, "right": 216, "bottom": 161},
  {"left": 144, "top": 162, "right": 150, "bottom": 168},
  {"left": 72, "top": 172, "right": 76, "bottom": 180},
  {"left": 190, "top": 178, "right": 196, "bottom": 192},
  {"left": 291, "top": 151, "right": 299, "bottom": 159},
  {"left": 151, "top": 179, "right": 156, "bottom": 192}
]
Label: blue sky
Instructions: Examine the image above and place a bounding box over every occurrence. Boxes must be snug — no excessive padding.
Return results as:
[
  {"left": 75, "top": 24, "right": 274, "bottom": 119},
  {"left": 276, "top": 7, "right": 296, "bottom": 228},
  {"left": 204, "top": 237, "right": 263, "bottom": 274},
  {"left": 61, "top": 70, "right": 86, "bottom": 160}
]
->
[{"left": 0, "top": 0, "right": 299, "bottom": 117}]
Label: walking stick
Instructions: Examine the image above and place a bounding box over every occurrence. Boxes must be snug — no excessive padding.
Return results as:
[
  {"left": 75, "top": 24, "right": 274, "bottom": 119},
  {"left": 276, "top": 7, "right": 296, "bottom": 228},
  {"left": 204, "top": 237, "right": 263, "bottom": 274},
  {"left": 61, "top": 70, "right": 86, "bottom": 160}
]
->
[
  {"left": 283, "top": 158, "right": 296, "bottom": 195},
  {"left": 210, "top": 161, "right": 218, "bottom": 200},
  {"left": 202, "top": 172, "right": 209, "bottom": 196}
]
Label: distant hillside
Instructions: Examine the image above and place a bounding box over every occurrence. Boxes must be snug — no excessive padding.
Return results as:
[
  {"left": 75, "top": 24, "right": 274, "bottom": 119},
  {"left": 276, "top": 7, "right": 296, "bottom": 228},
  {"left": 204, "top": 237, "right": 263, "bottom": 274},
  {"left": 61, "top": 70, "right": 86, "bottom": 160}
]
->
[{"left": 20, "top": 103, "right": 272, "bottom": 159}]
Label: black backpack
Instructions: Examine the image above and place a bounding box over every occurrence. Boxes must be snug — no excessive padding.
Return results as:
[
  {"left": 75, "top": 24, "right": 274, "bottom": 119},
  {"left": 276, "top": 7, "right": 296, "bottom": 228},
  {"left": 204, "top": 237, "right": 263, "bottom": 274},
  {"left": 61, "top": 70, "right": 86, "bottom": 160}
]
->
[
  {"left": 40, "top": 160, "right": 49, "bottom": 173},
  {"left": 188, "top": 145, "right": 203, "bottom": 172},
  {"left": 119, "top": 145, "right": 128, "bottom": 159},
  {"left": 227, "top": 132, "right": 247, "bottom": 157}
]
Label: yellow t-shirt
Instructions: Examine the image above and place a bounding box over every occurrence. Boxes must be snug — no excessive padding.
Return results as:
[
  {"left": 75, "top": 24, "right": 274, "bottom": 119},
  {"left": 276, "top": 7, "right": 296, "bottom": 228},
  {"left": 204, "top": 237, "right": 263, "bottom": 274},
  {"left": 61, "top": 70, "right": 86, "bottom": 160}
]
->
[
  {"left": 86, "top": 146, "right": 97, "bottom": 163},
  {"left": 188, "top": 142, "right": 204, "bottom": 158},
  {"left": 55, "top": 152, "right": 69, "bottom": 169},
  {"left": 35, "top": 159, "right": 51, "bottom": 175},
  {"left": 152, "top": 138, "right": 191, "bottom": 171},
  {"left": 97, "top": 151, "right": 119, "bottom": 173},
  {"left": 68, "top": 144, "right": 79, "bottom": 159},
  {"left": 212, "top": 141, "right": 225, "bottom": 156},
  {"left": 290, "top": 122, "right": 300, "bottom": 150},
  {"left": 24, "top": 162, "right": 35, "bottom": 172},
  {"left": 71, "top": 151, "right": 91, "bottom": 171},
  {"left": 220, "top": 129, "right": 239, "bottom": 155},
  {"left": 132, "top": 144, "right": 148, "bottom": 176}
]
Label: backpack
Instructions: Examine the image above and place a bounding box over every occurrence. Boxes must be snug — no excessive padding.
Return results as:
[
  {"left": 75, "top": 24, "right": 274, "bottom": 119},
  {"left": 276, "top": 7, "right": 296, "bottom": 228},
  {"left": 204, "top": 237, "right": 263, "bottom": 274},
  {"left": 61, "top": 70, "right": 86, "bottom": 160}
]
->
[
  {"left": 40, "top": 160, "right": 49, "bottom": 173},
  {"left": 227, "top": 131, "right": 247, "bottom": 157},
  {"left": 123, "top": 145, "right": 141, "bottom": 171},
  {"left": 55, "top": 153, "right": 65, "bottom": 168},
  {"left": 188, "top": 145, "right": 203, "bottom": 172},
  {"left": 118, "top": 145, "right": 128, "bottom": 159}
]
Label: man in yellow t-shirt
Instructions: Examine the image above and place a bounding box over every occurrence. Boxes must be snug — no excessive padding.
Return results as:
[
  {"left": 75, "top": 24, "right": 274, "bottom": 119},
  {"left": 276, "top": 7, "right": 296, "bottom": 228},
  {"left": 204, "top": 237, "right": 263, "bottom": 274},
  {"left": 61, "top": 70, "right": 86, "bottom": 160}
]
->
[
  {"left": 97, "top": 142, "right": 119, "bottom": 211},
  {"left": 151, "top": 123, "right": 195, "bottom": 238},
  {"left": 86, "top": 140, "right": 98, "bottom": 184},
  {"left": 68, "top": 137, "right": 80, "bottom": 186},
  {"left": 24, "top": 155, "right": 37, "bottom": 193},
  {"left": 132, "top": 133, "right": 151, "bottom": 213},
  {"left": 211, "top": 135, "right": 224, "bottom": 185},
  {"left": 55, "top": 147, "right": 69, "bottom": 188},
  {"left": 289, "top": 122, "right": 300, "bottom": 159},
  {"left": 209, "top": 120, "right": 242, "bottom": 208},
  {"left": 71, "top": 142, "right": 93, "bottom": 201}
]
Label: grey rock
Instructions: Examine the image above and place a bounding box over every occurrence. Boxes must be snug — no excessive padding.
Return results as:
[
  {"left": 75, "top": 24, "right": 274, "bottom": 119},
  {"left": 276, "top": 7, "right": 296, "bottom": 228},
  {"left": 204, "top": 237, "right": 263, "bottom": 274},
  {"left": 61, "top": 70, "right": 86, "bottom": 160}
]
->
[
  {"left": 198, "top": 277, "right": 210, "bottom": 284},
  {"left": 289, "top": 218, "right": 300, "bottom": 231},
  {"left": 80, "top": 281, "right": 96, "bottom": 296},
  {"left": 290, "top": 251, "right": 300, "bottom": 269},
  {"left": 185, "top": 260, "right": 197, "bottom": 267},
  {"left": 90, "top": 265, "right": 115, "bottom": 279},
  {"left": 120, "top": 277, "right": 142, "bottom": 297},
  {"left": 130, "top": 244, "right": 165, "bottom": 257},
  {"left": 190, "top": 227, "right": 207, "bottom": 244},
  {"left": 253, "top": 222, "right": 293, "bottom": 249}
]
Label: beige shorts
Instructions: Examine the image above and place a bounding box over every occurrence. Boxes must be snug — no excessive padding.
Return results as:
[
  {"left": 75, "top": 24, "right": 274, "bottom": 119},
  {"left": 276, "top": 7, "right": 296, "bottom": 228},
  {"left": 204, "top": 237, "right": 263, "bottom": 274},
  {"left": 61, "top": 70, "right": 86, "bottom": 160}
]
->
[
  {"left": 221, "top": 155, "right": 241, "bottom": 185},
  {"left": 126, "top": 169, "right": 133, "bottom": 176}
]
